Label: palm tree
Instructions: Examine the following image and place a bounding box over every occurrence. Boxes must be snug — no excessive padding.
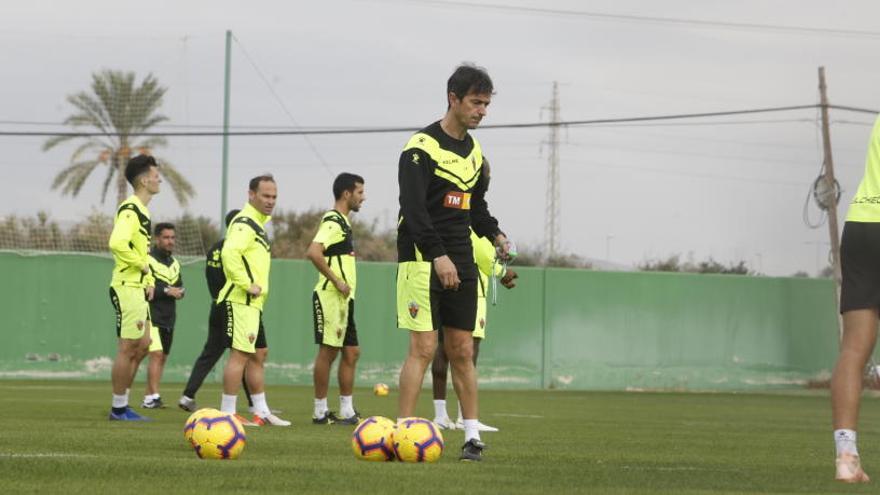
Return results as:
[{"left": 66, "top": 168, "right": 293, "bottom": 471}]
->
[{"left": 43, "top": 70, "right": 194, "bottom": 206}]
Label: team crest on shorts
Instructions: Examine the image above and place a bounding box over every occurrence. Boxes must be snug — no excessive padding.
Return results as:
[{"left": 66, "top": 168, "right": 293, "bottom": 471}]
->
[
  {"left": 336, "top": 327, "right": 343, "bottom": 340},
  {"left": 408, "top": 301, "right": 419, "bottom": 318},
  {"left": 248, "top": 333, "right": 256, "bottom": 344},
  {"left": 479, "top": 318, "right": 485, "bottom": 329}
]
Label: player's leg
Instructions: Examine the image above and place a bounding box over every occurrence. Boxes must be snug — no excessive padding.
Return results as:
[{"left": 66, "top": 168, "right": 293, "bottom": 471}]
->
[
  {"left": 445, "top": 327, "right": 477, "bottom": 421},
  {"left": 109, "top": 286, "right": 151, "bottom": 421},
  {"left": 431, "top": 330, "right": 454, "bottom": 428},
  {"left": 336, "top": 299, "right": 361, "bottom": 424},
  {"left": 312, "top": 290, "right": 340, "bottom": 423},
  {"left": 242, "top": 372, "right": 253, "bottom": 410},
  {"left": 337, "top": 345, "right": 360, "bottom": 422},
  {"left": 396, "top": 261, "right": 440, "bottom": 419},
  {"left": 143, "top": 326, "right": 168, "bottom": 408},
  {"left": 222, "top": 349, "right": 249, "bottom": 411},
  {"left": 831, "top": 308, "right": 877, "bottom": 483},
  {"left": 313, "top": 344, "right": 340, "bottom": 423},
  {"left": 832, "top": 221, "right": 880, "bottom": 482},
  {"left": 220, "top": 302, "right": 257, "bottom": 420},
  {"left": 180, "top": 304, "right": 227, "bottom": 410},
  {"left": 438, "top": 277, "right": 486, "bottom": 460},
  {"left": 398, "top": 331, "right": 438, "bottom": 418},
  {"left": 465, "top": 337, "right": 497, "bottom": 432},
  {"left": 248, "top": 320, "right": 289, "bottom": 426}
]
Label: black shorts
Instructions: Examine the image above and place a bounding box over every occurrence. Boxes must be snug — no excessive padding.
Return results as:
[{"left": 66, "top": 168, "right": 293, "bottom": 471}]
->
[
  {"left": 213, "top": 303, "right": 268, "bottom": 349},
  {"left": 397, "top": 260, "right": 478, "bottom": 331},
  {"left": 840, "top": 221, "right": 880, "bottom": 313},
  {"left": 155, "top": 326, "right": 174, "bottom": 355},
  {"left": 433, "top": 277, "right": 478, "bottom": 331}
]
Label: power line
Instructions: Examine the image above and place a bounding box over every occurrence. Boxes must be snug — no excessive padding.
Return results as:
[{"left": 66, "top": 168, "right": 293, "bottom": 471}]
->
[
  {"left": 828, "top": 104, "right": 879, "bottom": 115},
  {"left": 231, "top": 34, "right": 335, "bottom": 177},
  {"left": 0, "top": 104, "right": 833, "bottom": 138},
  {"left": 391, "top": 0, "right": 880, "bottom": 40}
]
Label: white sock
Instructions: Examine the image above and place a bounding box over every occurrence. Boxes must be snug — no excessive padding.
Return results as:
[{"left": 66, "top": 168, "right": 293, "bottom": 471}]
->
[
  {"left": 314, "top": 397, "right": 328, "bottom": 418},
  {"left": 251, "top": 392, "right": 270, "bottom": 417},
  {"left": 340, "top": 395, "right": 355, "bottom": 418},
  {"left": 221, "top": 394, "right": 237, "bottom": 414},
  {"left": 433, "top": 400, "right": 448, "bottom": 419},
  {"left": 456, "top": 401, "right": 463, "bottom": 422},
  {"left": 463, "top": 419, "right": 481, "bottom": 442},
  {"left": 124, "top": 388, "right": 130, "bottom": 403},
  {"left": 112, "top": 394, "right": 127, "bottom": 409},
  {"left": 835, "top": 429, "right": 858, "bottom": 456}
]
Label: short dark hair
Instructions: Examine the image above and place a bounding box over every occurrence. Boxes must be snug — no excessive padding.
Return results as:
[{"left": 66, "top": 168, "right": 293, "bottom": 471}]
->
[
  {"left": 154, "top": 222, "right": 175, "bottom": 236},
  {"left": 224, "top": 209, "right": 241, "bottom": 227},
  {"left": 447, "top": 63, "right": 494, "bottom": 103},
  {"left": 249, "top": 174, "right": 275, "bottom": 192},
  {"left": 125, "top": 154, "right": 158, "bottom": 187},
  {"left": 333, "top": 172, "right": 364, "bottom": 200}
]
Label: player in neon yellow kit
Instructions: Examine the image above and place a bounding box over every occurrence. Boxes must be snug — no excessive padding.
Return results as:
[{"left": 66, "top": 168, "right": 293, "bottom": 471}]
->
[
  {"left": 108, "top": 155, "right": 160, "bottom": 421},
  {"left": 305, "top": 173, "right": 366, "bottom": 425},
  {"left": 831, "top": 115, "right": 880, "bottom": 483}
]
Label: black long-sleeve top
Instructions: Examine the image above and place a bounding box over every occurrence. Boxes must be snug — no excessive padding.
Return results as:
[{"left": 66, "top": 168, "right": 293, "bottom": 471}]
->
[{"left": 397, "top": 121, "right": 502, "bottom": 278}]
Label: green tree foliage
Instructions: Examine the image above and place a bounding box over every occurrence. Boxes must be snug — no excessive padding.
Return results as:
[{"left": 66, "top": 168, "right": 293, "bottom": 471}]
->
[
  {"left": 639, "top": 254, "right": 754, "bottom": 275},
  {"left": 43, "top": 70, "right": 194, "bottom": 206}
]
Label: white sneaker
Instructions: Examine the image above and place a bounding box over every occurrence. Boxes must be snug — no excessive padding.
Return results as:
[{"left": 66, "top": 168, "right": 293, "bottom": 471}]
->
[
  {"left": 455, "top": 418, "right": 499, "bottom": 432},
  {"left": 477, "top": 421, "right": 499, "bottom": 432},
  {"left": 178, "top": 395, "right": 197, "bottom": 412},
  {"left": 248, "top": 406, "right": 283, "bottom": 414},
  {"left": 254, "top": 413, "right": 291, "bottom": 426},
  {"left": 836, "top": 453, "right": 870, "bottom": 483},
  {"left": 433, "top": 416, "right": 456, "bottom": 430}
]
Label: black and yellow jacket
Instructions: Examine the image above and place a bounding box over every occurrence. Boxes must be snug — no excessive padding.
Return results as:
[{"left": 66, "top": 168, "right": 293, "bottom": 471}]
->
[
  {"left": 218, "top": 203, "right": 272, "bottom": 311},
  {"left": 312, "top": 210, "right": 357, "bottom": 299},
  {"left": 147, "top": 247, "right": 182, "bottom": 328},
  {"left": 205, "top": 239, "right": 226, "bottom": 301},
  {"left": 397, "top": 121, "right": 502, "bottom": 276},
  {"left": 108, "top": 195, "right": 155, "bottom": 289}
]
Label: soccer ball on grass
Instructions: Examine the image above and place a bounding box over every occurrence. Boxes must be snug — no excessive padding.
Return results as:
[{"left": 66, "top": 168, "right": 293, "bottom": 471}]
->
[
  {"left": 183, "top": 408, "right": 221, "bottom": 445},
  {"left": 351, "top": 416, "right": 396, "bottom": 461},
  {"left": 189, "top": 411, "right": 246, "bottom": 460},
  {"left": 392, "top": 417, "right": 444, "bottom": 463}
]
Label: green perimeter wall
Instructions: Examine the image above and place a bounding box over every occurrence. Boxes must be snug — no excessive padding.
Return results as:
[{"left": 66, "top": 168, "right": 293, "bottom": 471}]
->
[{"left": 0, "top": 252, "right": 840, "bottom": 390}]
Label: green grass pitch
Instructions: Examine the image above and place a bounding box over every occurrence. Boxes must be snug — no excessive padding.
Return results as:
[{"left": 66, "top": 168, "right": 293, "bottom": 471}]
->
[{"left": 0, "top": 380, "right": 877, "bottom": 494}]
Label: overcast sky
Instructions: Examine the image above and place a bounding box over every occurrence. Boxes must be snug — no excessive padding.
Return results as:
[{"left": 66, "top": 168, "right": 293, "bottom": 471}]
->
[{"left": 1, "top": 0, "right": 879, "bottom": 275}]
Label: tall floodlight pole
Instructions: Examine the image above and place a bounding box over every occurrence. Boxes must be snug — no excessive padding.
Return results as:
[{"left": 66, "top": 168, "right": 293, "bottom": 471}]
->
[
  {"left": 221, "top": 30, "right": 232, "bottom": 225},
  {"left": 544, "top": 82, "right": 561, "bottom": 258}
]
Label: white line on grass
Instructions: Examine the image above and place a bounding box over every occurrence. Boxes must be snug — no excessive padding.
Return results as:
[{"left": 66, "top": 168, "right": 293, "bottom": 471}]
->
[
  {"left": 0, "top": 453, "right": 97, "bottom": 458},
  {"left": 491, "top": 413, "right": 544, "bottom": 418}
]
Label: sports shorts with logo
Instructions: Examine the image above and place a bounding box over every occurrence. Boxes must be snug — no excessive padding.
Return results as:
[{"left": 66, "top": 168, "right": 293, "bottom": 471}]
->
[
  {"left": 472, "top": 292, "right": 488, "bottom": 339},
  {"left": 221, "top": 301, "right": 262, "bottom": 353},
  {"left": 109, "top": 285, "right": 150, "bottom": 339},
  {"left": 840, "top": 221, "right": 880, "bottom": 313},
  {"left": 396, "top": 260, "right": 477, "bottom": 332},
  {"left": 312, "top": 291, "right": 358, "bottom": 347},
  {"left": 147, "top": 325, "right": 174, "bottom": 354}
]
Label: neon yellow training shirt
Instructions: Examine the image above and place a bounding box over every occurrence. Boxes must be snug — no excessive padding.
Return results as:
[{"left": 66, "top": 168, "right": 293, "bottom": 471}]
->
[
  {"left": 846, "top": 115, "right": 880, "bottom": 223},
  {"left": 218, "top": 203, "right": 272, "bottom": 310},
  {"left": 312, "top": 210, "right": 357, "bottom": 298},
  {"left": 108, "top": 195, "right": 154, "bottom": 289}
]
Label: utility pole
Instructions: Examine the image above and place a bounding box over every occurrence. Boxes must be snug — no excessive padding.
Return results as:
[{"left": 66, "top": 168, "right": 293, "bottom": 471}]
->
[
  {"left": 544, "top": 82, "right": 561, "bottom": 257},
  {"left": 818, "top": 66, "right": 843, "bottom": 336},
  {"left": 221, "top": 30, "right": 232, "bottom": 226}
]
